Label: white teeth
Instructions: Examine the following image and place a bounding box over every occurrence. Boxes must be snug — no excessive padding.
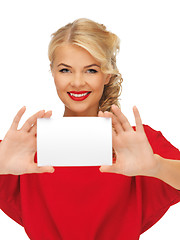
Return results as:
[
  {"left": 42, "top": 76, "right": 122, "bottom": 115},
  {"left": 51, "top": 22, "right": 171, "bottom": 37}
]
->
[{"left": 69, "top": 92, "right": 89, "bottom": 97}]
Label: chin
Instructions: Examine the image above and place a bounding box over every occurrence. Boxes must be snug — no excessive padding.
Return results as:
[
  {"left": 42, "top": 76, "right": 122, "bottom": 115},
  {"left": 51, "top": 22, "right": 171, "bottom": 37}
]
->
[{"left": 65, "top": 105, "right": 97, "bottom": 117}]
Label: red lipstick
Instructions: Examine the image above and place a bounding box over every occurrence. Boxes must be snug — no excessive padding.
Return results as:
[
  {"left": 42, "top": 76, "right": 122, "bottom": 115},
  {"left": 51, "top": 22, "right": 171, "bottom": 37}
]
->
[
  {"left": 67, "top": 91, "right": 91, "bottom": 101},
  {"left": 69, "top": 91, "right": 90, "bottom": 94}
]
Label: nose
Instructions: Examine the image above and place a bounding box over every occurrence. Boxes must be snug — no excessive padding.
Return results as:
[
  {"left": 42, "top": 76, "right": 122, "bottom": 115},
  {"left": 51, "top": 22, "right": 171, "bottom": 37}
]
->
[{"left": 70, "top": 73, "right": 86, "bottom": 88}]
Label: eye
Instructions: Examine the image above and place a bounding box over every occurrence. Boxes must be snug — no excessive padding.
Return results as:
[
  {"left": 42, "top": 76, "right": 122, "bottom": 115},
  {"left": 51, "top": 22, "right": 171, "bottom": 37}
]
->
[
  {"left": 87, "top": 69, "right": 98, "bottom": 74},
  {"left": 59, "top": 68, "right": 70, "bottom": 73}
]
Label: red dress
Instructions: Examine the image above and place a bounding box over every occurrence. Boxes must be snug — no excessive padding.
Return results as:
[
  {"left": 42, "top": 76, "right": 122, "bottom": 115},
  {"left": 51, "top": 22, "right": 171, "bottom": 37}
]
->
[{"left": 0, "top": 125, "right": 180, "bottom": 240}]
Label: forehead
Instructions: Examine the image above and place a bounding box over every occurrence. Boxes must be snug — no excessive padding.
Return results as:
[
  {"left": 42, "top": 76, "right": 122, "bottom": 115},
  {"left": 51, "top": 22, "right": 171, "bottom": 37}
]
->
[{"left": 53, "top": 44, "right": 100, "bottom": 66}]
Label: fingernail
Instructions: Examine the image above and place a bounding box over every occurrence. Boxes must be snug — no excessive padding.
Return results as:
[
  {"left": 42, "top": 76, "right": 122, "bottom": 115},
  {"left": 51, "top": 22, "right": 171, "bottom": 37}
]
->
[{"left": 104, "top": 111, "right": 109, "bottom": 114}]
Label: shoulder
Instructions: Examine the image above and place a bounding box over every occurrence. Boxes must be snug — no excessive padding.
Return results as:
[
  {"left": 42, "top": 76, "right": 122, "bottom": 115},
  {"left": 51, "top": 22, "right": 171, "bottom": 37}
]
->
[
  {"left": 143, "top": 124, "right": 162, "bottom": 144},
  {"left": 142, "top": 124, "right": 180, "bottom": 159}
]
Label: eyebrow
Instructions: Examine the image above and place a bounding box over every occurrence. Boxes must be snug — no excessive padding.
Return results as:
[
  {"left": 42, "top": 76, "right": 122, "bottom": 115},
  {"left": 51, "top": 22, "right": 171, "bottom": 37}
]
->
[{"left": 57, "top": 63, "right": 100, "bottom": 68}]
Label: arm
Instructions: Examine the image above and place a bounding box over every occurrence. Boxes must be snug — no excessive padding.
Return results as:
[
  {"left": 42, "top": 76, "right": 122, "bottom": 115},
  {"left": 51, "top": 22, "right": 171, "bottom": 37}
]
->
[{"left": 152, "top": 154, "right": 180, "bottom": 190}]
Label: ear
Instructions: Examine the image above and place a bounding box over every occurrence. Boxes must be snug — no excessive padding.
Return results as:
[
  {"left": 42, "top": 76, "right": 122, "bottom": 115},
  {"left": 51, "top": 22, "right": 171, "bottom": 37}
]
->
[
  {"left": 50, "top": 64, "right": 54, "bottom": 76},
  {"left": 104, "top": 74, "right": 111, "bottom": 85},
  {"left": 50, "top": 63, "right": 52, "bottom": 71}
]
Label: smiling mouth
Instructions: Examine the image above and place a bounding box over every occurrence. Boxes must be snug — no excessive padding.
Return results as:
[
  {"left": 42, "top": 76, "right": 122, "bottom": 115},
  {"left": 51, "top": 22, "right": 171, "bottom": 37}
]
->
[
  {"left": 67, "top": 91, "right": 92, "bottom": 101},
  {"left": 67, "top": 91, "right": 91, "bottom": 97}
]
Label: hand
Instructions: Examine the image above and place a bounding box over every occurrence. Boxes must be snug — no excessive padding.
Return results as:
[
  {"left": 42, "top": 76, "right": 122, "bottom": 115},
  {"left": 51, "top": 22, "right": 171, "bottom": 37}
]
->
[
  {"left": 0, "top": 106, "right": 55, "bottom": 175},
  {"left": 98, "top": 105, "right": 160, "bottom": 177}
]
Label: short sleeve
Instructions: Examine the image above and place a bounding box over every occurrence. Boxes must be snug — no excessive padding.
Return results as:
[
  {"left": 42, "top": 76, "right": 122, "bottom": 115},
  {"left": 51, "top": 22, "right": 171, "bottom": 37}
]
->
[
  {"left": 138, "top": 125, "right": 180, "bottom": 234},
  {"left": 0, "top": 139, "right": 23, "bottom": 226}
]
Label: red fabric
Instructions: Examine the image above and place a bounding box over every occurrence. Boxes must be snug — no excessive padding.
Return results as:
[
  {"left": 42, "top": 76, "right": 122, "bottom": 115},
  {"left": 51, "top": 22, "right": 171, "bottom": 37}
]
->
[{"left": 0, "top": 125, "right": 180, "bottom": 240}]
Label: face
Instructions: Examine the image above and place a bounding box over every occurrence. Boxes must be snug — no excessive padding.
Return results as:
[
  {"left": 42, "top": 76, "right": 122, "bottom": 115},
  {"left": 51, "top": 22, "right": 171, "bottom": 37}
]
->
[{"left": 51, "top": 44, "right": 111, "bottom": 117}]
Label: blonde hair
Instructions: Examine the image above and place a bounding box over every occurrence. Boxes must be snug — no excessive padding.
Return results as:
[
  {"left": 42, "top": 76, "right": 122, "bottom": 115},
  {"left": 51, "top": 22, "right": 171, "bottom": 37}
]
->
[{"left": 48, "top": 18, "right": 123, "bottom": 114}]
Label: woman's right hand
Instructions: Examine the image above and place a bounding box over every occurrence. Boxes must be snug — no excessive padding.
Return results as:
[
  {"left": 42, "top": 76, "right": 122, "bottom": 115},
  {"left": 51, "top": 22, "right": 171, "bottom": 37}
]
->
[{"left": 0, "top": 106, "right": 55, "bottom": 175}]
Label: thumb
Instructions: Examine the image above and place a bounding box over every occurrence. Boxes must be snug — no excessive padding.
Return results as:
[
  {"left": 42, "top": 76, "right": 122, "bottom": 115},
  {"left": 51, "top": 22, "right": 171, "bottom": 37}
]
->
[
  {"left": 34, "top": 164, "right": 55, "bottom": 174},
  {"left": 99, "top": 164, "right": 117, "bottom": 173}
]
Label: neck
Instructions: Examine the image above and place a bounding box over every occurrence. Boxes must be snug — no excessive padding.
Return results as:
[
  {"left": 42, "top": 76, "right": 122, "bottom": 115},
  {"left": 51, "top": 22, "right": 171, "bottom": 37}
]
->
[{"left": 63, "top": 106, "right": 99, "bottom": 117}]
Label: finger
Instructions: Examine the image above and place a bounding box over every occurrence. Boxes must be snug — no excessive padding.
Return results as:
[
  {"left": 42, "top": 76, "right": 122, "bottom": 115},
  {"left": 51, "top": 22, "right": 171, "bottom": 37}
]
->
[
  {"left": 104, "top": 111, "right": 123, "bottom": 134},
  {"left": 28, "top": 163, "right": 55, "bottom": 174},
  {"left": 44, "top": 110, "right": 52, "bottom": 118},
  {"left": 98, "top": 111, "right": 119, "bottom": 152},
  {"left": 133, "top": 106, "right": 144, "bottom": 132},
  {"left": 10, "top": 106, "right": 26, "bottom": 130},
  {"left": 35, "top": 165, "right": 55, "bottom": 174},
  {"left": 111, "top": 105, "right": 133, "bottom": 132},
  {"left": 98, "top": 110, "right": 123, "bottom": 134},
  {"left": 20, "top": 110, "right": 45, "bottom": 132},
  {"left": 99, "top": 163, "right": 118, "bottom": 174},
  {"left": 97, "top": 110, "right": 103, "bottom": 117},
  {"left": 30, "top": 110, "right": 52, "bottom": 135}
]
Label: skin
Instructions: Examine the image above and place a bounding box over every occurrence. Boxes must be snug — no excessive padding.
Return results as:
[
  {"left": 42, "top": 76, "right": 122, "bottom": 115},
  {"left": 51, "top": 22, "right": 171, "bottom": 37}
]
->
[
  {"left": 0, "top": 108, "right": 54, "bottom": 174},
  {"left": 51, "top": 43, "right": 111, "bottom": 117},
  {"left": 98, "top": 107, "right": 180, "bottom": 190},
  {"left": 50, "top": 44, "right": 180, "bottom": 190},
  {"left": 0, "top": 43, "right": 180, "bottom": 190},
  {"left": 50, "top": 44, "right": 158, "bottom": 177}
]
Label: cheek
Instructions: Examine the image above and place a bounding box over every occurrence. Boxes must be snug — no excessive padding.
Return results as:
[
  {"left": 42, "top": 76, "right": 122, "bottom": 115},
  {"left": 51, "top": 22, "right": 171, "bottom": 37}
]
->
[
  {"left": 54, "top": 79, "right": 60, "bottom": 90},
  {"left": 53, "top": 76, "right": 65, "bottom": 91},
  {"left": 53, "top": 78, "right": 67, "bottom": 102},
  {"left": 92, "top": 77, "right": 106, "bottom": 91}
]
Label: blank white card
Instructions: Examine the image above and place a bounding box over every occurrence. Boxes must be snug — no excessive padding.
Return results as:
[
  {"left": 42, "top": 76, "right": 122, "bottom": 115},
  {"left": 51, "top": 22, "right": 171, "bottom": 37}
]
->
[{"left": 37, "top": 117, "right": 112, "bottom": 166}]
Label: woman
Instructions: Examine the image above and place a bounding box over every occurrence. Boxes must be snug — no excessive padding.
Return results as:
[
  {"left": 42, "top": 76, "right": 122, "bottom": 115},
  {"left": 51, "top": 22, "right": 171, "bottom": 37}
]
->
[{"left": 0, "top": 18, "right": 180, "bottom": 240}]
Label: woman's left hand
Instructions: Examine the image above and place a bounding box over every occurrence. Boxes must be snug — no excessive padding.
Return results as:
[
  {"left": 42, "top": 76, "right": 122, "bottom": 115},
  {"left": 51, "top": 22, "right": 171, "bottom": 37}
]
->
[{"left": 98, "top": 105, "right": 160, "bottom": 177}]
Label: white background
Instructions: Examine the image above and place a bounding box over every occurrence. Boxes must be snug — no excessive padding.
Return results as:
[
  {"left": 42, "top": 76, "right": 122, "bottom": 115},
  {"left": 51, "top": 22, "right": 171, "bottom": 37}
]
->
[{"left": 0, "top": 0, "right": 179, "bottom": 239}]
